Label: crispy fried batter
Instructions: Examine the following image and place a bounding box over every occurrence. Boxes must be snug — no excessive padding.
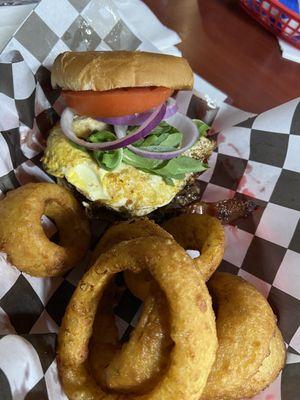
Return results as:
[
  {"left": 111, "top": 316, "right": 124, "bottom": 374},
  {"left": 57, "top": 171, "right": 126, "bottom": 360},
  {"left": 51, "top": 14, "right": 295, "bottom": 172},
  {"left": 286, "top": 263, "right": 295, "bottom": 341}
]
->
[
  {"left": 163, "top": 214, "right": 225, "bottom": 281},
  {"left": 58, "top": 237, "right": 217, "bottom": 400},
  {"left": 92, "top": 218, "right": 171, "bottom": 262},
  {"left": 104, "top": 287, "right": 173, "bottom": 394},
  {"left": 88, "top": 283, "right": 119, "bottom": 388},
  {"left": 0, "top": 183, "right": 90, "bottom": 277},
  {"left": 88, "top": 285, "right": 173, "bottom": 395},
  {"left": 94, "top": 216, "right": 225, "bottom": 300},
  {"left": 201, "top": 273, "right": 278, "bottom": 399},
  {"left": 90, "top": 272, "right": 284, "bottom": 399},
  {"left": 236, "top": 327, "right": 286, "bottom": 400},
  {"left": 93, "top": 218, "right": 171, "bottom": 300}
]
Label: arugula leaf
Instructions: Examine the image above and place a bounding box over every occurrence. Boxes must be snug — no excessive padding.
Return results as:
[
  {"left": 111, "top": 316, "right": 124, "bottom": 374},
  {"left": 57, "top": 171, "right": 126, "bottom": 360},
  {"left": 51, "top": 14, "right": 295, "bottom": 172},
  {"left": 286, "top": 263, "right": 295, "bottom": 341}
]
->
[
  {"left": 153, "top": 156, "right": 207, "bottom": 178},
  {"left": 89, "top": 130, "right": 123, "bottom": 170},
  {"left": 123, "top": 149, "right": 163, "bottom": 170},
  {"left": 93, "top": 149, "right": 123, "bottom": 170},
  {"left": 132, "top": 122, "right": 181, "bottom": 149},
  {"left": 88, "top": 130, "right": 116, "bottom": 143},
  {"left": 137, "top": 146, "right": 177, "bottom": 152},
  {"left": 123, "top": 150, "right": 207, "bottom": 181},
  {"left": 159, "top": 132, "right": 182, "bottom": 148},
  {"left": 163, "top": 176, "right": 175, "bottom": 186},
  {"left": 138, "top": 132, "right": 169, "bottom": 147},
  {"left": 150, "top": 122, "right": 179, "bottom": 136},
  {"left": 133, "top": 126, "right": 182, "bottom": 155},
  {"left": 133, "top": 138, "right": 145, "bottom": 147},
  {"left": 193, "top": 119, "right": 210, "bottom": 137}
]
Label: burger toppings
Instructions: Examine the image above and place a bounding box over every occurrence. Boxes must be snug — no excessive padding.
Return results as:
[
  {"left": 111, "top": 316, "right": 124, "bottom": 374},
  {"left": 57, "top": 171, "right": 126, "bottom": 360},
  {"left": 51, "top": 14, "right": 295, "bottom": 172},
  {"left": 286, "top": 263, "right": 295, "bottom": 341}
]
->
[
  {"left": 60, "top": 104, "right": 211, "bottom": 184},
  {"left": 62, "top": 87, "right": 174, "bottom": 118},
  {"left": 97, "top": 97, "right": 179, "bottom": 126},
  {"left": 113, "top": 111, "right": 200, "bottom": 160},
  {"left": 60, "top": 104, "right": 167, "bottom": 151},
  {"left": 42, "top": 121, "right": 215, "bottom": 215}
]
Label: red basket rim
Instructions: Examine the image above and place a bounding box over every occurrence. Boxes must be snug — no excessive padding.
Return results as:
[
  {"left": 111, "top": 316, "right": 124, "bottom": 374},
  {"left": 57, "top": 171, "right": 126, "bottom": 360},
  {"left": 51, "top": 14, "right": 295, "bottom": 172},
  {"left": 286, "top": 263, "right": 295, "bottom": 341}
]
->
[
  {"left": 240, "top": 0, "right": 300, "bottom": 49},
  {"left": 272, "top": 0, "right": 300, "bottom": 20},
  {"left": 259, "top": 0, "right": 300, "bottom": 21}
]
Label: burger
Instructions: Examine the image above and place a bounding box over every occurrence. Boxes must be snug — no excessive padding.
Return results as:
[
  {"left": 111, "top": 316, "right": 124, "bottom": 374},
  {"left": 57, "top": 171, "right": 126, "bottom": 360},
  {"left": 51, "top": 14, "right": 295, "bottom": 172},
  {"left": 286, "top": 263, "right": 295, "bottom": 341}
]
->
[{"left": 43, "top": 51, "right": 215, "bottom": 217}]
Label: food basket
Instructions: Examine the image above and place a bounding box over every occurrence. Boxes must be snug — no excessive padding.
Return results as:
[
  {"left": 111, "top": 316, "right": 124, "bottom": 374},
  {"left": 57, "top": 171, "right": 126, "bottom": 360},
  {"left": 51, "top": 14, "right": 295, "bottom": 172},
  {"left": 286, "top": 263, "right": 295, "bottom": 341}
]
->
[
  {"left": 240, "top": 0, "right": 300, "bottom": 49},
  {"left": 0, "top": 0, "right": 299, "bottom": 399}
]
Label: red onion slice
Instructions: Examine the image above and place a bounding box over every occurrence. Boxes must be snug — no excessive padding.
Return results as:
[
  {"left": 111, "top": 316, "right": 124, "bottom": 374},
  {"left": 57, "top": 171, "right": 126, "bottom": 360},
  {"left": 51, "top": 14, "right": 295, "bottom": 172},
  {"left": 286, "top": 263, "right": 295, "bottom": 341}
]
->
[
  {"left": 115, "top": 113, "right": 199, "bottom": 160},
  {"left": 60, "top": 104, "right": 166, "bottom": 151},
  {"left": 97, "top": 98, "right": 178, "bottom": 126}
]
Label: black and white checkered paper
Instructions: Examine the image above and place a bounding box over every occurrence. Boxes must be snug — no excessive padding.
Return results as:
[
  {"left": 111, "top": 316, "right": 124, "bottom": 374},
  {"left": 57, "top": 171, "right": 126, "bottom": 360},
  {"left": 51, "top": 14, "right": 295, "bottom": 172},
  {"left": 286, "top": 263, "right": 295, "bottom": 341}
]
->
[{"left": 0, "top": 0, "right": 299, "bottom": 399}]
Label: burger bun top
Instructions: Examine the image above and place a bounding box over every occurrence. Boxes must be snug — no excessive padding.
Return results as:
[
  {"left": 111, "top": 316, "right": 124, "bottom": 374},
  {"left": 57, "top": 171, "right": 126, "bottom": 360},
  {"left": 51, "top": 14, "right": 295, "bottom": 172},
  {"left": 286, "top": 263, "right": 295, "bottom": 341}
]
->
[{"left": 51, "top": 51, "right": 194, "bottom": 92}]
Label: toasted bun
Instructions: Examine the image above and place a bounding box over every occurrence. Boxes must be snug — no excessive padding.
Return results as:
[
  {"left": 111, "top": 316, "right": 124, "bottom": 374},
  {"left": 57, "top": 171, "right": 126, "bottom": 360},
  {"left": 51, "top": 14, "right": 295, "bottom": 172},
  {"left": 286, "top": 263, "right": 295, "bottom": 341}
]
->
[{"left": 51, "top": 51, "right": 194, "bottom": 91}]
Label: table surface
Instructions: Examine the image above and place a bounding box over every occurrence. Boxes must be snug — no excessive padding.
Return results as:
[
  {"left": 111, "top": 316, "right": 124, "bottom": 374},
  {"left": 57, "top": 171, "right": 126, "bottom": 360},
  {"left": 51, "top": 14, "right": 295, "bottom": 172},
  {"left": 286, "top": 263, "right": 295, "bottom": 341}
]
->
[{"left": 144, "top": 0, "right": 300, "bottom": 113}]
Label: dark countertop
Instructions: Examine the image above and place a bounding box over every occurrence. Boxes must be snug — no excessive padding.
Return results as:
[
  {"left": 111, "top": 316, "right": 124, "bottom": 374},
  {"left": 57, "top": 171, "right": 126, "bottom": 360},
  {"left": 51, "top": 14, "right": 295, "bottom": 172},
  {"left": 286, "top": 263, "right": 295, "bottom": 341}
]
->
[{"left": 144, "top": 0, "right": 300, "bottom": 113}]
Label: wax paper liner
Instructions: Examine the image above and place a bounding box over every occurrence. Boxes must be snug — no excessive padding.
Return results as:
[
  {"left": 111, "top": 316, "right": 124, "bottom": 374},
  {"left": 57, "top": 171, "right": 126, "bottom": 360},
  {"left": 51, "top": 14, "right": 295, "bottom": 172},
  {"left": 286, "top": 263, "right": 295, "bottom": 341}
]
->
[{"left": 0, "top": 0, "right": 299, "bottom": 399}]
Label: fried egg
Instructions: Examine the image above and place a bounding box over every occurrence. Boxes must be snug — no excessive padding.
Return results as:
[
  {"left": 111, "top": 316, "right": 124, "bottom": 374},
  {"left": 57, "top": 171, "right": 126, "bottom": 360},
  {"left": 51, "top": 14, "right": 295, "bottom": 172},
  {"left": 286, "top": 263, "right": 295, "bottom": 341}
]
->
[{"left": 42, "top": 124, "right": 186, "bottom": 216}]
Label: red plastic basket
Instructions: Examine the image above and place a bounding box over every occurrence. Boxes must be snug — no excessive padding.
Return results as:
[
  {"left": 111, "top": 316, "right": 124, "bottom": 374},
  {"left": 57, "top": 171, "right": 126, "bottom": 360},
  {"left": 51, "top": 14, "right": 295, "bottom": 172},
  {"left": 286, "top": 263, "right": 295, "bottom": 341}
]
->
[{"left": 240, "top": 0, "right": 300, "bottom": 49}]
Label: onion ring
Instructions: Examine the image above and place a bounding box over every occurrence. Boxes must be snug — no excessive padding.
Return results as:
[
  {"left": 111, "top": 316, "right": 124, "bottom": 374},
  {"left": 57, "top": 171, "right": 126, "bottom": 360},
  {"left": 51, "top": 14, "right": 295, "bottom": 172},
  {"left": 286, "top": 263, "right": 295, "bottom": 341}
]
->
[
  {"left": 127, "top": 214, "right": 225, "bottom": 299},
  {"left": 94, "top": 215, "right": 225, "bottom": 300},
  {"left": 57, "top": 237, "right": 217, "bottom": 400},
  {"left": 88, "top": 282, "right": 120, "bottom": 388},
  {"left": 100, "top": 286, "right": 173, "bottom": 394},
  {"left": 201, "top": 272, "right": 282, "bottom": 400},
  {"left": 91, "top": 272, "right": 284, "bottom": 399},
  {"left": 92, "top": 218, "right": 172, "bottom": 300},
  {"left": 89, "top": 216, "right": 222, "bottom": 393},
  {"left": 163, "top": 214, "right": 225, "bottom": 281},
  {"left": 0, "top": 183, "right": 91, "bottom": 277},
  {"left": 235, "top": 327, "right": 285, "bottom": 400},
  {"left": 92, "top": 218, "right": 171, "bottom": 262},
  {"left": 88, "top": 281, "right": 173, "bottom": 394}
]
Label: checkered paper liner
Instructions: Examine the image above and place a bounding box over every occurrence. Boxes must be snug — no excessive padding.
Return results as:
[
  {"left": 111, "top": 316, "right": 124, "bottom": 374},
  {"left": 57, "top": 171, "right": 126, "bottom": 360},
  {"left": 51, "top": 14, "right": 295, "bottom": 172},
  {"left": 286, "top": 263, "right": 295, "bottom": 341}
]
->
[{"left": 0, "top": 0, "right": 299, "bottom": 399}]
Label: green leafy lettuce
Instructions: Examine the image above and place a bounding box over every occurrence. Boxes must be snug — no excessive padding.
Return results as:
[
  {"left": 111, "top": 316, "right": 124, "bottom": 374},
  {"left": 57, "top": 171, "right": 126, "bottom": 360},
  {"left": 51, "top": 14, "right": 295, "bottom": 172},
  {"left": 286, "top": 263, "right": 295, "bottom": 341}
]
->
[
  {"left": 86, "top": 120, "right": 210, "bottom": 184},
  {"left": 88, "top": 130, "right": 123, "bottom": 170}
]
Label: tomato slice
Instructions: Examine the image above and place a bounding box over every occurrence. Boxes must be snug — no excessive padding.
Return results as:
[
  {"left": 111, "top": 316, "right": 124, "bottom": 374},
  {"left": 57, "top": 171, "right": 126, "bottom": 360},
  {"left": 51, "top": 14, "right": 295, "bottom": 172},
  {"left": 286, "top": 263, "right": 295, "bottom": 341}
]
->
[{"left": 62, "top": 87, "right": 173, "bottom": 118}]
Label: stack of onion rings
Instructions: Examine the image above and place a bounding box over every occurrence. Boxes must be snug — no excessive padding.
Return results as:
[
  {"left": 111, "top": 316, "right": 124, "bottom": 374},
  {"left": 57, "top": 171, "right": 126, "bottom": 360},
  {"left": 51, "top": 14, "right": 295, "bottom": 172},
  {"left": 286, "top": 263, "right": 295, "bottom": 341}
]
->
[
  {"left": 58, "top": 237, "right": 218, "bottom": 400},
  {"left": 56, "top": 213, "right": 284, "bottom": 400},
  {"left": 88, "top": 271, "right": 285, "bottom": 399},
  {"left": 87, "top": 215, "right": 224, "bottom": 394},
  {"left": 0, "top": 183, "right": 91, "bottom": 277}
]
